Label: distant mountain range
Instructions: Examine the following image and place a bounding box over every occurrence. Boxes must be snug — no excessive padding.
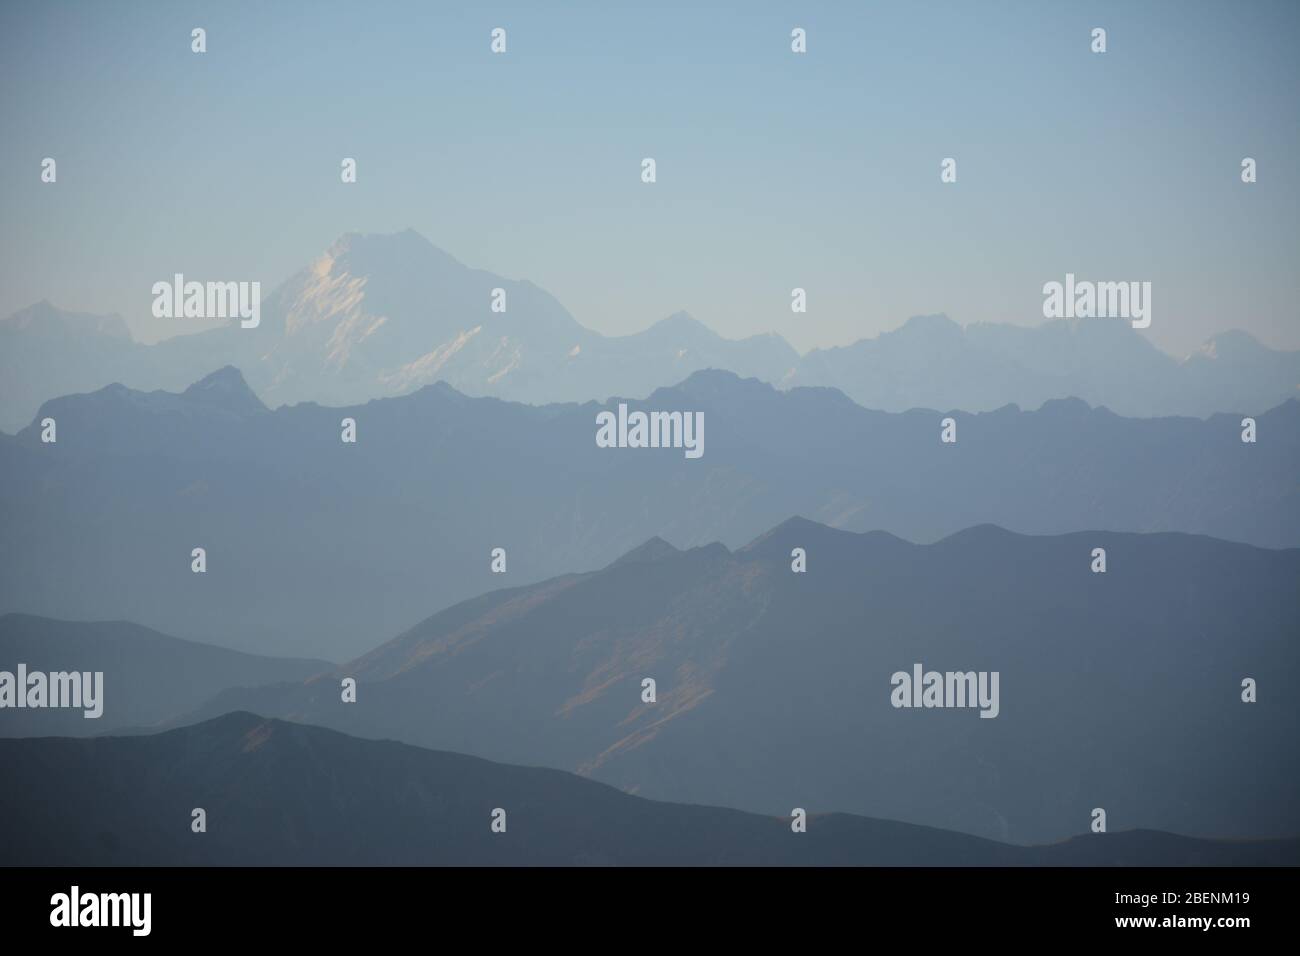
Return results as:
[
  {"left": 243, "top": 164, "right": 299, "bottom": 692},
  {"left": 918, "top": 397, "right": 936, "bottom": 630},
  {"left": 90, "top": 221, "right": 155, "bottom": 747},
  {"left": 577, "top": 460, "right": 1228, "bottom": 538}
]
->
[
  {"left": 2, "top": 367, "right": 1294, "bottom": 661},
  {"left": 0, "top": 614, "right": 328, "bottom": 737},
  {"left": 2, "top": 714, "right": 1293, "bottom": 866},
  {"left": 2, "top": 229, "right": 1296, "bottom": 432},
  {"left": 790, "top": 312, "right": 1300, "bottom": 419},
  {"left": 168, "top": 520, "right": 1299, "bottom": 846},
  {"left": 0, "top": 230, "right": 795, "bottom": 433}
]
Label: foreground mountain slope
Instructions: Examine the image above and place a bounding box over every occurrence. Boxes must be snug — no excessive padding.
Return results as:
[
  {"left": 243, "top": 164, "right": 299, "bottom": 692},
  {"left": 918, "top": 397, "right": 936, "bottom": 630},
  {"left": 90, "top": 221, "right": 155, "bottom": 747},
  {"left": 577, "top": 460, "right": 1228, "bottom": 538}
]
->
[
  {"left": 181, "top": 521, "right": 1300, "bottom": 846},
  {"left": 2, "top": 368, "right": 1294, "bottom": 660},
  {"left": 1, "top": 714, "right": 1292, "bottom": 866},
  {"left": 0, "top": 614, "right": 329, "bottom": 736}
]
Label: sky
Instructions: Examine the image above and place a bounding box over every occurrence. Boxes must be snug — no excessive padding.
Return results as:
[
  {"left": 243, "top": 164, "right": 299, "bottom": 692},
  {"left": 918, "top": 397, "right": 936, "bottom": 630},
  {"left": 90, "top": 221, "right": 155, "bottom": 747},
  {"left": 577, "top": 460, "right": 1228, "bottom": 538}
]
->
[{"left": 1, "top": 0, "right": 1297, "bottom": 357}]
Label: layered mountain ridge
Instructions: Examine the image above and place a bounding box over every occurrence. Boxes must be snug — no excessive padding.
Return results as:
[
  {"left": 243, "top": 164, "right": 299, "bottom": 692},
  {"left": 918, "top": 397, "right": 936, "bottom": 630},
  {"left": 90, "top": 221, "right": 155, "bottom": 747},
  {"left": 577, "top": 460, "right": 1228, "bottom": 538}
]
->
[
  {"left": 0, "top": 614, "right": 329, "bottom": 737},
  {"left": 157, "top": 518, "right": 1300, "bottom": 845},
  {"left": 3, "top": 367, "right": 1295, "bottom": 660},
  {"left": 2, "top": 229, "right": 1297, "bottom": 432},
  {"left": 2, "top": 714, "right": 1294, "bottom": 866}
]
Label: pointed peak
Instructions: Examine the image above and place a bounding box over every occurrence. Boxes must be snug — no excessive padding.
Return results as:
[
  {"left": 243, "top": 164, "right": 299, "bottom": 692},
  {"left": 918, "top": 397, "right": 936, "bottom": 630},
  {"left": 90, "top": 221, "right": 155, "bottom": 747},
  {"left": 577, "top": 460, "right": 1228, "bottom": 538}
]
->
[
  {"left": 936, "top": 524, "right": 1022, "bottom": 548},
  {"left": 895, "top": 313, "right": 961, "bottom": 337},
  {"left": 309, "top": 229, "right": 464, "bottom": 284},
  {"left": 329, "top": 225, "right": 414, "bottom": 244},
  {"left": 323, "top": 228, "right": 445, "bottom": 258},
  {"left": 183, "top": 366, "right": 266, "bottom": 413},
  {"left": 1036, "top": 395, "right": 1093, "bottom": 415},
  {"left": 641, "top": 311, "right": 714, "bottom": 337},
  {"left": 739, "top": 516, "right": 828, "bottom": 556},
  {"left": 609, "top": 536, "right": 681, "bottom": 568},
  {"left": 742, "top": 515, "right": 827, "bottom": 547}
]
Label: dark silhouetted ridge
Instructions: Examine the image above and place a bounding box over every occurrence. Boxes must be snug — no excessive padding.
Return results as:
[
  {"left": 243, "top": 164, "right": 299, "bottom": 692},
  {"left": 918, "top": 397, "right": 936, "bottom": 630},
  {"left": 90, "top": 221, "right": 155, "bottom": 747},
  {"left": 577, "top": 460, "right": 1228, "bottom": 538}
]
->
[{"left": 2, "top": 716, "right": 1294, "bottom": 866}]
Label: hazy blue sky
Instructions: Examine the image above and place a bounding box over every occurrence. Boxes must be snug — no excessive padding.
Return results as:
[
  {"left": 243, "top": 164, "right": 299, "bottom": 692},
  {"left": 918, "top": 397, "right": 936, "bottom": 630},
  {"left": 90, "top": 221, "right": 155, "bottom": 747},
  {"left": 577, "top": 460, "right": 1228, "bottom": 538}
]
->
[{"left": 2, "top": 0, "right": 1296, "bottom": 356}]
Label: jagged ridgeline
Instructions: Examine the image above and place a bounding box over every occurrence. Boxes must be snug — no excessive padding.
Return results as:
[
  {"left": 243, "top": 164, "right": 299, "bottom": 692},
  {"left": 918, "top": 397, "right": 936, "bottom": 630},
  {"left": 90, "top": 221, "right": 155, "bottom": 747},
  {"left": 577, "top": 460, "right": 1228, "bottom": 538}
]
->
[
  {"left": 3, "top": 230, "right": 1299, "bottom": 434},
  {"left": 6, "top": 516, "right": 1296, "bottom": 847},
  {"left": 1, "top": 367, "right": 1294, "bottom": 661}
]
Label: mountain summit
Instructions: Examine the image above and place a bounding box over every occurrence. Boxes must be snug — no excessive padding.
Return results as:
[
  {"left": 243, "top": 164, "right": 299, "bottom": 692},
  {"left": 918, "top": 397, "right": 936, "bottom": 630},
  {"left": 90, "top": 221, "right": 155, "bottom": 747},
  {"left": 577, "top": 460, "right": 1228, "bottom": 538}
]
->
[
  {"left": 609, "top": 536, "right": 683, "bottom": 568},
  {"left": 182, "top": 366, "right": 266, "bottom": 414},
  {"left": 2, "top": 230, "right": 1297, "bottom": 431}
]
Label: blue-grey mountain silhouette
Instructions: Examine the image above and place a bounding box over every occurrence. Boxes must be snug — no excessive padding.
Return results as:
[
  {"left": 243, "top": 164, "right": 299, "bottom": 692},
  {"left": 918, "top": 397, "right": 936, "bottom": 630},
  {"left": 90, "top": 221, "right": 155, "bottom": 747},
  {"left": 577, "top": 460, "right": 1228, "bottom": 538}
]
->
[
  {"left": 1, "top": 368, "right": 1295, "bottom": 661},
  {"left": 0, "top": 614, "right": 328, "bottom": 737},
  {"left": 174, "top": 519, "right": 1300, "bottom": 846},
  {"left": 0, "top": 231, "right": 796, "bottom": 432},
  {"left": 1, "top": 714, "right": 1293, "bottom": 866},
  {"left": 786, "top": 312, "right": 1300, "bottom": 419},
  {"left": 2, "top": 231, "right": 1296, "bottom": 431}
]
